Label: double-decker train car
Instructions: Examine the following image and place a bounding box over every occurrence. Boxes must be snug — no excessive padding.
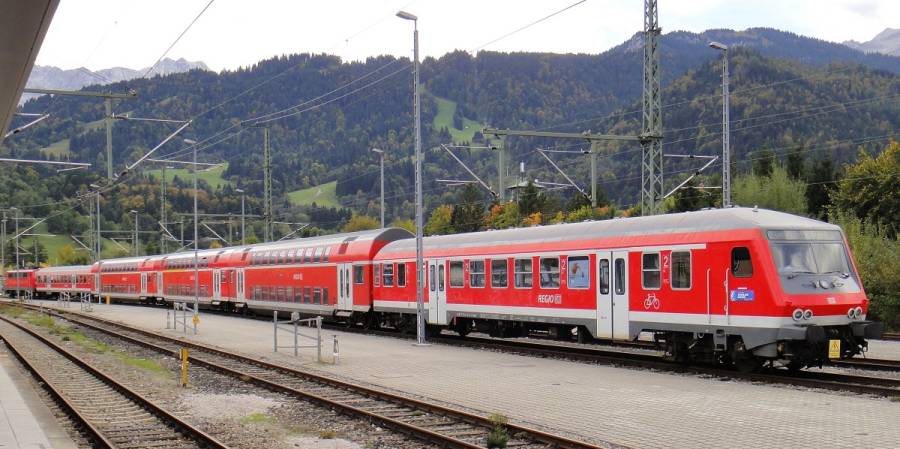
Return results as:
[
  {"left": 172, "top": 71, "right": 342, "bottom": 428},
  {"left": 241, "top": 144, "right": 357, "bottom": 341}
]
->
[
  {"left": 35, "top": 265, "right": 93, "bottom": 298},
  {"left": 4, "top": 269, "right": 36, "bottom": 297},
  {"left": 372, "top": 208, "right": 881, "bottom": 369}
]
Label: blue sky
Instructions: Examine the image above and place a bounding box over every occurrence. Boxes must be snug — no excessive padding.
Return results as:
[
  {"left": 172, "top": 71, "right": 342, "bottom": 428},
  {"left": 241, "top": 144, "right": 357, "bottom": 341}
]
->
[{"left": 35, "top": 0, "right": 898, "bottom": 72}]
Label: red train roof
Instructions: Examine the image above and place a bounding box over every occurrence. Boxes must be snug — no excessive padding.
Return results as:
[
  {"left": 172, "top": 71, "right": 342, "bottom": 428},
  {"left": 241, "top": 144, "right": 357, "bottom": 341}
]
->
[{"left": 376, "top": 207, "right": 839, "bottom": 257}]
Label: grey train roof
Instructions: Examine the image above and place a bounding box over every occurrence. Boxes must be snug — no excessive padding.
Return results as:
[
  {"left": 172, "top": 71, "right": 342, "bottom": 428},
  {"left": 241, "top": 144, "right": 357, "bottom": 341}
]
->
[{"left": 378, "top": 208, "right": 839, "bottom": 254}]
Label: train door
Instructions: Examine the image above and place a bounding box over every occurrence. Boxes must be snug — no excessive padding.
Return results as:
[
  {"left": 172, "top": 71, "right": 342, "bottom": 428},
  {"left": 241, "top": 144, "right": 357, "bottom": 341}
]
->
[
  {"left": 236, "top": 269, "right": 245, "bottom": 301},
  {"left": 140, "top": 273, "right": 148, "bottom": 297},
  {"left": 596, "top": 252, "right": 613, "bottom": 339},
  {"left": 156, "top": 272, "right": 163, "bottom": 298},
  {"left": 94, "top": 273, "right": 100, "bottom": 296},
  {"left": 337, "top": 263, "right": 353, "bottom": 310},
  {"left": 427, "top": 259, "right": 447, "bottom": 325},
  {"left": 212, "top": 269, "right": 222, "bottom": 301},
  {"left": 611, "top": 251, "right": 630, "bottom": 339}
]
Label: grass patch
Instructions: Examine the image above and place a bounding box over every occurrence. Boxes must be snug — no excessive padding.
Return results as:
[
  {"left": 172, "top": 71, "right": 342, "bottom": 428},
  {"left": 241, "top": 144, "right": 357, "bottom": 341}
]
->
[
  {"left": 39, "top": 138, "right": 71, "bottom": 157},
  {"left": 240, "top": 412, "right": 274, "bottom": 424},
  {"left": 287, "top": 180, "right": 338, "bottom": 207},
  {"left": 145, "top": 162, "right": 231, "bottom": 189},
  {"left": 318, "top": 430, "right": 337, "bottom": 439},
  {"left": 113, "top": 352, "right": 166, "bottom": 374},
  {"left": 0, "top": 305, "right": 25, "bottom": 318},
  {"left": 431, "top": 94, "right": 485, "bottom": 145}
]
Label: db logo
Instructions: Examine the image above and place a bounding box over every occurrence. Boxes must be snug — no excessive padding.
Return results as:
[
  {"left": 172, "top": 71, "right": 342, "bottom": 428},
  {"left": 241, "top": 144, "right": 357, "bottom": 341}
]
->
[{"left": 643, "top": 293, "right": 660, "bottom": 310}]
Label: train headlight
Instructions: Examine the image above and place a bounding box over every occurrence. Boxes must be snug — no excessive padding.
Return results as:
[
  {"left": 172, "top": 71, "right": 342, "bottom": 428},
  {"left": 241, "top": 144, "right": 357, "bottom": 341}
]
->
[
  {"left": 792, "top": 308, "right": 804, "bottom": 321},
  {"left": 848, "top": 308, "right": 856, "bottom": 319},
  {"left": 803, "top": 309, "right": 814, "bottom": 320},
  {"left": 854, "top": 306, "right": 863, "bottom": 319}
]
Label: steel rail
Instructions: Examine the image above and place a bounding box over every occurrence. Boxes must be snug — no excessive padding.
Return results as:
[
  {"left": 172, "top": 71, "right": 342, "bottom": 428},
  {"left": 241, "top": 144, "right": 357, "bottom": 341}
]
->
[
  {"left": 0, "top": 328, "right": 117, "bottom": 449},
  {"left": 19, "top": 305, "right": 610, "bottom": 449},
  {"left": 0, "top": 314, "right": 229, "bottom": 449}
]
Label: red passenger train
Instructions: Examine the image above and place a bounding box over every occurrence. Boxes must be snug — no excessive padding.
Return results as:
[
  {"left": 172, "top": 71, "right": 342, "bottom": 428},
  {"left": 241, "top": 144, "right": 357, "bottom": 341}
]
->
[{"left": 6, "top": 208, "right": 882, "bottom": 370}]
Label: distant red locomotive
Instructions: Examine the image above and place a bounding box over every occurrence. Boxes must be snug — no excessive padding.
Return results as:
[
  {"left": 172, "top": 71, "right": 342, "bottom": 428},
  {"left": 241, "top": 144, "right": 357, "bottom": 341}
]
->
[
  {"left": 4, "top": 269, "right": 36, "bottom": 297},
  {"left": 21, "top": 208, "right": 881, "bottom": 370}
]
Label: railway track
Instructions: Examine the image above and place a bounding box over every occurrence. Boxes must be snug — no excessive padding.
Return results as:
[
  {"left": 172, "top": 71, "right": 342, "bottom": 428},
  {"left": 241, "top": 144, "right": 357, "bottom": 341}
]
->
[
  {"left": 0, "top": 315, "right": 227, "bottom": 449},
  {"left": 9, "top": 304, "right": 613, "bottom": 449},
  {"left": 883, "top": 332, "right": 900, "bottom": 342},
  {"left": 320, "top": 320, "right": 900, "bottom": 397}
]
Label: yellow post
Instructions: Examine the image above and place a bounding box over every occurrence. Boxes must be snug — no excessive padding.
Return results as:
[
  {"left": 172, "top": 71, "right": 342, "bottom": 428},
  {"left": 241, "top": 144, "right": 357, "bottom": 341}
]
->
[
  {"left": 105, "top": 295, "right": 110, "bottom": 305},
  {"left": 180, "top": 348, "right": 189, "bottom": 387}
]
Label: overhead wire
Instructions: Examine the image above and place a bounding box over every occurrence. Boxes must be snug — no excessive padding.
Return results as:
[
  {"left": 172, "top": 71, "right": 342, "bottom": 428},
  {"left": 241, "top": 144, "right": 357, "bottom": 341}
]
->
[{"left": 140, "top": 0, "right": 216, "bottom": 79}]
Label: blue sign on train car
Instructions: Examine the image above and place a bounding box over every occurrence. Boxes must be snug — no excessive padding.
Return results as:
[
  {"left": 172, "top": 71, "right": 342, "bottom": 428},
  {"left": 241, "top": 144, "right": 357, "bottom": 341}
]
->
[{"left": 730, "top": 289, "right": 755, "bottom": 302}]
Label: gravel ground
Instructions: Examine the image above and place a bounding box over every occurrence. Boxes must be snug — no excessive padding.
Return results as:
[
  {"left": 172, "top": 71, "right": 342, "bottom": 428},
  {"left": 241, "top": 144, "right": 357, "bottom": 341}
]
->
[
  {"left": 8, "top": 311, "right": 433, "bottom": 449},
  {"left": 0, "top": 342, "right": 91, "bottom": 448}
]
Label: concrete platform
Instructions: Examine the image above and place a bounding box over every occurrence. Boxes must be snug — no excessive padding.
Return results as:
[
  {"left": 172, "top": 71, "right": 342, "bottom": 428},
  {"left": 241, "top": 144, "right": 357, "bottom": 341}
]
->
[
  {"left": 0, "top": 341, "right": 77, "bottom": 449},
  {"left": 22, "top": 300, "right": 900, "bottom": 449}
]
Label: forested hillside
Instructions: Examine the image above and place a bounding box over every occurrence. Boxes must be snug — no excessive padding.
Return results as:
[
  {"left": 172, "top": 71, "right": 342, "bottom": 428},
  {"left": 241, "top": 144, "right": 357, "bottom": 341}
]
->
[{"left": 1, "top": 28, "right": 899, "bottom": 256}]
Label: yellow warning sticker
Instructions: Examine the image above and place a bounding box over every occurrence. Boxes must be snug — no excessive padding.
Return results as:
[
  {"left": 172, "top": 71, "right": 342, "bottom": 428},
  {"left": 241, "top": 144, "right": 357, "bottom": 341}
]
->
[
  {"left": 828, "top": 339, "right": 841, "bottom": 359},
  {"left": 192, "top": 314, "right": 200, "bottom": 326}
]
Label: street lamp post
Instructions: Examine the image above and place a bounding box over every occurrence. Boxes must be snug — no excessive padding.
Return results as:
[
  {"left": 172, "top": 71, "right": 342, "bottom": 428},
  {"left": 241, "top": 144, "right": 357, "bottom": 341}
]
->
[
  {"left": 11, "top": 207, "right": 18, "bottom": 298},
  {"left": 235, "top": 188, "right": 246, "bottom": 245},
  {"left": 397, "top": 10, "right": 426, "bottom": 346},
  {"left": 130, "top": 210, "right": 139, "bottom": 256},
  {"left": 371, "top": 148, "right": 384, "bottom": 227},
  {"left": 184, "top": 138, "right": 200, "bottom": 332},
  {"left": 709, "top": 41, "right": 731, "bottom": 208}
]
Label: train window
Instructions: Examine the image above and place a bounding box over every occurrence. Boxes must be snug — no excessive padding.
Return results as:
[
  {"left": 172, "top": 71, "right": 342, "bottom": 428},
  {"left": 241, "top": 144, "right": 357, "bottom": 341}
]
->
[
  {"left": 374, "top": 264, "right": 381, "bottom": 286},
  {"left": 313, "top": 288, "right": 322, "bottom": 304},
  {"left": 303, "top": 287, "right": 311, "bottom": 303},
  {"left": 491, "top": 259, "right": 508, "bottom": 288},
  {"left": 277, "top": 287, "right": 285, "bottom": 302},
  {"left": 731, "top": 247, "right": 753, "bottom": 278},
  {"left": 429, "top": 264, "right": 435, "bottom": 291},
  {"left": 614, "top": 258, "right": 626, "bottom": 295},
  {"left": 642, "top": 253, "right": 661, "bottom": 289},
  {"left": 354, "top": 265, "right": 364, "bottom": 284},
  {"left": 303, "top": 248, "right": 311, "bottom": 263},
  {"left": 322, "top": 288, "right": 329, "bottom": 305},
  {"left": 567, "top": 256, "right": 590, "bottom": 289},
  {"left": 449, "top": 261, "right": 464, "bottom": 288},
  {"left": 671, "top": 251, "right": 692, "bottom": 290},
  {"left": 383, "top": 264, "right": 394, "bottom": 287},
  {"left": 514, "top": 258, "right": 533, "bottom": 288},
  {"left": 269, "top": 287, "right": 276, "bottom": 301},
  {"left": 323, "top": 247, "right": 331, "bottom": 262},
  {"left": 294, "top": 288, "right": 302, "bottom": 303},
  {"left": 539, "top": 257, "right": 560, "bottom": 289},
  {"left": 288, "top": 249, "right": 297, "bottom": 263},
  {"left": 314, "top": 247, "right": 324, "bottom": 263},
  {"left": 397, "top": 263, "right": 407, "bottom": 287},
  {"left": 469, "top": 260, "right": 485, "bottom": 288}
]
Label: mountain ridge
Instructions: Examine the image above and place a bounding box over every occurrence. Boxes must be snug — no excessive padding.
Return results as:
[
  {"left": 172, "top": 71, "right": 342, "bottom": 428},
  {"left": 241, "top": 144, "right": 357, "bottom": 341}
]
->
[{"left": 21, "top": 57, "right": 208, "bottom": 104}]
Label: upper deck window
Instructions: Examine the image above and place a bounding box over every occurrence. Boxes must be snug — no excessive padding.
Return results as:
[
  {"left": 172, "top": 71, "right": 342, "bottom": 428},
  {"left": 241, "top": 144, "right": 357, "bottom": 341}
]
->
[
  {"left": 671, "top": 251, "right": 691, "bottom": 290},
  {"left": 642, "top": 253, "right": 661, "bottom": 289},
  {"left": 449, "top": 261, "right": 464, "bottom": 288},
  {"left": 539, "top": 257, "right": 560, "bottom": 289}
]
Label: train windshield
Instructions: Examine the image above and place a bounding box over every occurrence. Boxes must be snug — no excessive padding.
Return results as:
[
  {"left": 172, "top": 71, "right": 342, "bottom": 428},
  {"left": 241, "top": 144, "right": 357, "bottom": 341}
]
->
[{"left": 769, "top": 242, "right": 850, "bottom": 277}]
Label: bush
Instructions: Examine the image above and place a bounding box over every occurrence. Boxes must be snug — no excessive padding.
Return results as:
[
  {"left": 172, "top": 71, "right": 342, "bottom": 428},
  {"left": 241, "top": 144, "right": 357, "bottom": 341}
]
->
[{"left": 486, "top": 413, "right": 508, "bottom": 448}]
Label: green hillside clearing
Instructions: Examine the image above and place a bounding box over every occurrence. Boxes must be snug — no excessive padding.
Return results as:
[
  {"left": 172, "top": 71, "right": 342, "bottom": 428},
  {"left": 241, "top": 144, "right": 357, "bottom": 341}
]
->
[{"left": 287, "top": 181, "right": 338, "bottom": 207}]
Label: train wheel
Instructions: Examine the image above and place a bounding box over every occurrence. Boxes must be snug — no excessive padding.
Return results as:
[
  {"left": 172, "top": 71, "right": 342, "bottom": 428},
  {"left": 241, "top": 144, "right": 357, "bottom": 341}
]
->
[{"left": 453, "top": 319, "right": 471, "bottom": 337}]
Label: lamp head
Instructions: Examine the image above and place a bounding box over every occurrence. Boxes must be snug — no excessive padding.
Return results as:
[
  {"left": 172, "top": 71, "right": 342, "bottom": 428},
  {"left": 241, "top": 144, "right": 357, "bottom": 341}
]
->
[
  {"left": 371, "top": 148, "right": 383, "bottom": 154},
  {"left": 708, "top": 41, "right": 728, "bottom": 51},
  {"left": 183, "top": 138, "right": 198, "bottom": 145},
  {"left": 396, "top": 10, "right": 417, "bottom": 21}
]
